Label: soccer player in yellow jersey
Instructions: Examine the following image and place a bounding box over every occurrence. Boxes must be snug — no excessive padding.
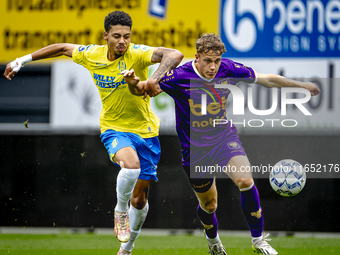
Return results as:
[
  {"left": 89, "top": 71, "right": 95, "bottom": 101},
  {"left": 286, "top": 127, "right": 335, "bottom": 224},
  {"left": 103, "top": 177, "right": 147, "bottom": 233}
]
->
[{"left": 4, "top": 11, "right": 183, "bottom": 255}]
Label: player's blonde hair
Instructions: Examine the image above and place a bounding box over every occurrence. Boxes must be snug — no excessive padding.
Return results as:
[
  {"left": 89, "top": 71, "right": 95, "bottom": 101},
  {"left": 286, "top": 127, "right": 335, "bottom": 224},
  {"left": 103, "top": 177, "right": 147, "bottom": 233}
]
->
[{"left": 195, "top": 33, "right": 227, "bottom": 56}]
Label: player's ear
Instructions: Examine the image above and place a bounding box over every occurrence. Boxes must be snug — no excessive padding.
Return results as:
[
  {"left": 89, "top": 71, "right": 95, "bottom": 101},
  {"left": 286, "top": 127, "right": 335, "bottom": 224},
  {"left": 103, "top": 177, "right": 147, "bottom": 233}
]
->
[
  {"left": 195, "top": 53, "right": 199, "bottom": 60},
  {"left": 103, "top": 31, "right": 108, "bottom": 41}
]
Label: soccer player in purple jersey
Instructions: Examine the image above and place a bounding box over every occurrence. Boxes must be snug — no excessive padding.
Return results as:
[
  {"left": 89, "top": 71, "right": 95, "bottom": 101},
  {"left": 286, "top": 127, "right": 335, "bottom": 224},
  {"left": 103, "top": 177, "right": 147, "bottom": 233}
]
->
[{"left": 122, "top": 33, "right": 320, "bottom": 255}]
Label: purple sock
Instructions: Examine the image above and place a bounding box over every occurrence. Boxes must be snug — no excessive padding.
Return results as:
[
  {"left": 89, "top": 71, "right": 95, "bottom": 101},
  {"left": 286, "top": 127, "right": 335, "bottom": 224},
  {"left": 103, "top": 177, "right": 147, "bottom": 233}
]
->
[
  {"left": 240, "top": 184, "right": 263, "bottom": 237},
  {"left": 197, "top": 205, "right": 218, "bottom": 239}
]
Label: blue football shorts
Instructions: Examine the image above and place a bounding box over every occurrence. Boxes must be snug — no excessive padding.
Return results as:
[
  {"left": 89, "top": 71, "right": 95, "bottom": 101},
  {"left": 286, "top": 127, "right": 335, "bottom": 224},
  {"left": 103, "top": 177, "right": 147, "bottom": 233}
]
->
[{"left": 100, "top": 130, "right": 161, "bottom": 181}]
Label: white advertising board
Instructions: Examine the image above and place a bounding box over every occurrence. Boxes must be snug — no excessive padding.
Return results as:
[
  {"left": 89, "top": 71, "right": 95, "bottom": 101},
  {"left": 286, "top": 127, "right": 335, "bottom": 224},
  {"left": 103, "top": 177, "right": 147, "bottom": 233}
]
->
[{"left": 50, "top": 61, "right": 102, "bottom": 130}]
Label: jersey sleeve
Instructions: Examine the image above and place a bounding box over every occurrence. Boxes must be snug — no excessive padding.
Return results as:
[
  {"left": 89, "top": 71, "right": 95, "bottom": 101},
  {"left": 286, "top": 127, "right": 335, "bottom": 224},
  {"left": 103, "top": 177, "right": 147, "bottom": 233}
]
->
[
  {"left": 72, "top": 45, "right": 87, "bottom": 65},
  {"left": 159, "top": 69, "right": 182, "bottom": 95},
  {"left": 230, "top": 61, "right": 257, "bottom": 83},
  {"left": 131, "top": 44, "right": 155, "bottom": 68}
]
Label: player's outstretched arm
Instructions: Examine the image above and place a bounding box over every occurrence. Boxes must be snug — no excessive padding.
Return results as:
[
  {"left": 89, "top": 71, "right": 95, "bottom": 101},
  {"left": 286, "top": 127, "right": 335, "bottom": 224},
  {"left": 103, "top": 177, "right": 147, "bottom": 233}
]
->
[
  {"left": 121, "top": 69, "right": 147, "bottom": 96},
  {"left": 3, "top": 43, "right": 79, "bottom": 81},
  {"left": 146, "top": 47, "right": 184, "bottom": 97},
  {"left": 256, "top": 73, "right": 321, "bottom": 96}
]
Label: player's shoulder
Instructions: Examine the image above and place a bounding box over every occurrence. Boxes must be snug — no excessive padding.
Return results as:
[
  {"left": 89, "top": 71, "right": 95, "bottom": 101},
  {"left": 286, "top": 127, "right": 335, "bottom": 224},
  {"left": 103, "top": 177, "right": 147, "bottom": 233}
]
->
[
  {"left": 219, "top": 58, "right": 255, "bottom": 80},
  {"left": 77, "top": 44, "right": 101, "bottom": 52},
  {"left": 221, "top": 58, "right": 250, "bottom": 69},
  {"left": 128, "top": 43, "right": 154, "bottom": 54},
  {"left": 174, "top": 61, "right": 195, "bottom": 78},
  {"left": 179, "top": 61, "right": 194, "bottom": 71},
  {"left": 72, "top": 44, "right": 105, "bottom": 64},
  {"left": 219, "top": 58, "right": 250, "bottom": 73},
  {"left": 220, "top": 58, "right": 238, "bottom": 68},
  {"left": 75, "top": 44, "right": 104, "bottom": 56}
]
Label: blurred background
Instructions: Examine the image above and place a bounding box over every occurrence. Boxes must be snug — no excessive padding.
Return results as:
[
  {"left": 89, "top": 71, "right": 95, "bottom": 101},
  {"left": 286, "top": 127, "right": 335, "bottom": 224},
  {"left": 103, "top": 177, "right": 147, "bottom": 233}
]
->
[{"left": 0, "top": 0, "right": 340, "bottom": 233}]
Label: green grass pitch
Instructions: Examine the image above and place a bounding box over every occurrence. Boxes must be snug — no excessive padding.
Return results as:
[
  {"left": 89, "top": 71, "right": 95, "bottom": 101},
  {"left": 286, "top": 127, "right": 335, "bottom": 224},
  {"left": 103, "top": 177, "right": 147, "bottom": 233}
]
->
[{"left": 1, "top": 233, "right": 340, "bottom": 254}]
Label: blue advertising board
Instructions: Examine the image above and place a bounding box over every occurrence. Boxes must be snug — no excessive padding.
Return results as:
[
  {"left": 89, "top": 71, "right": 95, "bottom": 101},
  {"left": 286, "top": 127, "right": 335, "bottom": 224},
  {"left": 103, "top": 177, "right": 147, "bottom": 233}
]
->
[{"left": 220, "top": 0, "right": 340, "bottom": 57}]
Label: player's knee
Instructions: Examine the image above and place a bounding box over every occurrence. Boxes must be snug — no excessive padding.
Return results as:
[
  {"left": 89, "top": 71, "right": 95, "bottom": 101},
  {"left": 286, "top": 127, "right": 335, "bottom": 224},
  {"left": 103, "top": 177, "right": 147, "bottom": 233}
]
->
[
  {"left": 202, "top": 199, "right": 217, "bottom": 213},
  {"left": 234, "top": 178, "right": 253, "bottom": 190},
  {"left": 122, "top": 161, "right": 140, "bottom": 169},
  {"left": 131, "top": 195, "right": 147, "bottom": 210}
]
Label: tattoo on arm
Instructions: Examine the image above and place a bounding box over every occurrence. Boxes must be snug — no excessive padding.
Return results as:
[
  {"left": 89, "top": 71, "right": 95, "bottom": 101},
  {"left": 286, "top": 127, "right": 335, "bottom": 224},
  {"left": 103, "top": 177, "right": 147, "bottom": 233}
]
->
[
  {"left": 151, "top": 58, "right": 179, "bottom": 81},
  {"left": 150, "top": 47, "right": 182, "bottom": 82},
  {"left": 151, "top": 48, "right": 164, "bottom": 63}
]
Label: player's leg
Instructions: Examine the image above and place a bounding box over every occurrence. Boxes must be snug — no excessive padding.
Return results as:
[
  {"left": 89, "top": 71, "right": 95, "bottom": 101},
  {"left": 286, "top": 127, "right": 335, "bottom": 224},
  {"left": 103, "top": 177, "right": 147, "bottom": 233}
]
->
[
  {"left": 114, "top": 147, "right": 141, "bottom": 211},
  {"left": 226, "top": 156, "right": 262, "bottom": 237},
  {"left": 118, "top": 136, "right": 160, "bottom": 254},
  {"left": 227, "top": 155, "right": 278, "bottom": 255},
  {"left": 183, "top": 165, "right": 227, "bottom": 255},
  {"left": 100, "top": 131, "right": 142, "bottom": 243},
  {"left": 195, "top": 180, "right": 218, "bottom": 240},
  {"left": 195, "top": 182, "right": 228, "bottom": 255},
  {"left": 113, "top": 147, "right": 141, "bottom": 243},
  {"left": 118, "top": 179, "right": 150, "bottom": 254}
]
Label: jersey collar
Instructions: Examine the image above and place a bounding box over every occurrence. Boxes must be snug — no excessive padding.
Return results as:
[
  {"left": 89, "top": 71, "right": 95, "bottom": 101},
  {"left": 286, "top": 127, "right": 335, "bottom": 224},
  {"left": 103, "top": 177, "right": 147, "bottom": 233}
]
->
[{"left": 192, "top": 60, "right": 214, "bottom": 82}]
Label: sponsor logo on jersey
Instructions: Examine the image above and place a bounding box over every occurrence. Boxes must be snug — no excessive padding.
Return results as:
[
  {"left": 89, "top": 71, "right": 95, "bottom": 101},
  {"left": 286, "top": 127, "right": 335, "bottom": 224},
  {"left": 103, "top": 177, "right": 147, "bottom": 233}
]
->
[
  {"left": 96, "top": 63, "right": 107, "bottom": 66},
  {"left": 133, "top": 44, "right": 152, "bottom": 52},
  {"left": 227, "top": 142, "right": 241, "bottom": 150},
  {"left": 189, "top": 94, "right": 227, "bottom": 128},
  {"left": 166, "top": 70, "right": 174, "bottom": 77},
  {"left": 189, "top": 96, "right": 227, "bottom": 116},
  {"left": 93, "top": 73, "right": 127, "bottom": 89},
  {"left": 86, "top": 44, "right": 94, "bottom": 51}
]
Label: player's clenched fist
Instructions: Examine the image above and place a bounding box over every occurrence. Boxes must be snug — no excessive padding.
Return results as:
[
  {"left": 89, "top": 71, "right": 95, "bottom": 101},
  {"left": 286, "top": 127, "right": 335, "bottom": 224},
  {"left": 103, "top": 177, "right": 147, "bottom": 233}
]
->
[{"left": 3, "top": 54, "right": 32, "bottom": 81}]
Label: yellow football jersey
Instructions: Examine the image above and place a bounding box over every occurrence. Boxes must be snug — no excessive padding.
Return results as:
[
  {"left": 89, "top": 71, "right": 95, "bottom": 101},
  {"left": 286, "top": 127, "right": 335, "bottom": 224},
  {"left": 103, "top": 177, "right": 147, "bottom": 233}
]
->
[{"left": 72, "top": 43, "right": 160, "bottom": 138}]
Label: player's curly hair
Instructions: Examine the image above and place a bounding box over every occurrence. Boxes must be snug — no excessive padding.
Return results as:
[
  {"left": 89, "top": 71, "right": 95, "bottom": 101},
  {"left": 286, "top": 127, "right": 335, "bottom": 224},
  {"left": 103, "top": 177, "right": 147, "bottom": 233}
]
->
[
  {"left": 195, "top": 33, "right": 227, "bottom": 55},
  {"left": 104, "top": 11, "right": 133, "bottom": 32}
]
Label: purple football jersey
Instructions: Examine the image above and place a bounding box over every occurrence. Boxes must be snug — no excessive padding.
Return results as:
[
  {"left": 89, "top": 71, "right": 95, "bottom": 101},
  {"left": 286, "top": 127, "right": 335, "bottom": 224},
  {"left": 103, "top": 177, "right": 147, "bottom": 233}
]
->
[{"left": 159, "top": 59, "right": 256, "bottom": 167}]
